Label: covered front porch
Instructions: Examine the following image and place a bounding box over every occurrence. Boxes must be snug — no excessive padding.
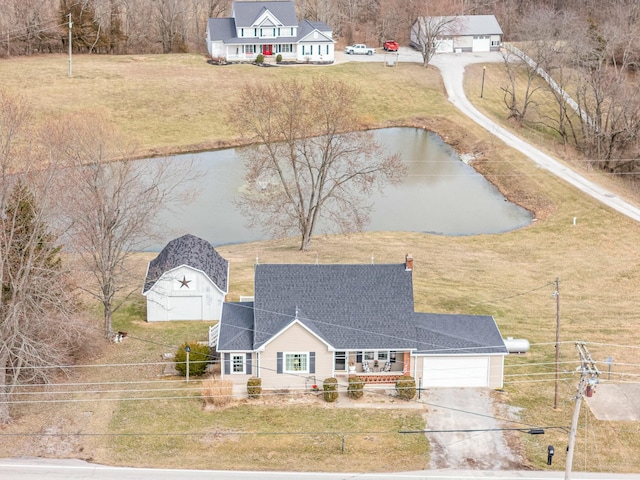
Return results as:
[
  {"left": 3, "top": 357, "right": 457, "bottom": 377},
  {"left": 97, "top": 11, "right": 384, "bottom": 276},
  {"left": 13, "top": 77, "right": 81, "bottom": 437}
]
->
[{"left": 335, "top": 350, "right": 411, "bottom": 383}]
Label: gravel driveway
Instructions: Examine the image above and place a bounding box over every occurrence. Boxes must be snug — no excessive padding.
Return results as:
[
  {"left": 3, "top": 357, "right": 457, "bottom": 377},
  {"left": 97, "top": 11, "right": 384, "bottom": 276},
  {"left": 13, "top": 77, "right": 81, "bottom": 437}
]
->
[{"left": 423, "top": 388, "right": 524, "bottom": 469}]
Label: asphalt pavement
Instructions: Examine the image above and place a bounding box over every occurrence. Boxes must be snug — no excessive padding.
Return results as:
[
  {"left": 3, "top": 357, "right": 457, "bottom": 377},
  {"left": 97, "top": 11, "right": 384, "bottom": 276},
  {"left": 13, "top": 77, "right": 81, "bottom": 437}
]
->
[{"left": 0, "top": 457, "right": 639, "bottom": 479}]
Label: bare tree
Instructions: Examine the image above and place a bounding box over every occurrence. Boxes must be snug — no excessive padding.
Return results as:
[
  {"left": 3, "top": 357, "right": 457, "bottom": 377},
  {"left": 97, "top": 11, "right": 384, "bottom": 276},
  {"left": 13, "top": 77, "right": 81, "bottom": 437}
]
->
[
  {"left": 153, "top": 0, "right": 189, "bottom": 53},
  {"left": 0, "top": 91, "right": 87, "bottom": 424},
  {"left": 47, "top": 114, "right": 197, "bottom": 337},
  {"left": 500, "top": 49, "right": 541, "bottom": 124},
  {"left": 410, "top": 14, "right": 460, "bottom": 67},
  {"left": 231, "top": 77, "right": 405, "bottom": 251}
]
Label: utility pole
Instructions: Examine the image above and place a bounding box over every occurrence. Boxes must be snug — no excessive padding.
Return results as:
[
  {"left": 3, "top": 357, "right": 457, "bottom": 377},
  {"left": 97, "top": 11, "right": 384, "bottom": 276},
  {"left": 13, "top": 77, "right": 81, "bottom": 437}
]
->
[
  {"left": 553, "top": 277, "right": 560, "bottom": 410},
  {"left": 565, "top": 342, "right": 599, "bottom": 480},
  {"left": 68, "top": 13, "right": 73, "bottom": 78}
]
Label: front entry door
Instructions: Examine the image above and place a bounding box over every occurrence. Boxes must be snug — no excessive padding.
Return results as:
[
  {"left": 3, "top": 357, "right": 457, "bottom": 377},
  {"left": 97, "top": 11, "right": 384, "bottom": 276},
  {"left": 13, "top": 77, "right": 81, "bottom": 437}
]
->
[{"left": 263, "top": 44, "right": 273, "bottom": 56}]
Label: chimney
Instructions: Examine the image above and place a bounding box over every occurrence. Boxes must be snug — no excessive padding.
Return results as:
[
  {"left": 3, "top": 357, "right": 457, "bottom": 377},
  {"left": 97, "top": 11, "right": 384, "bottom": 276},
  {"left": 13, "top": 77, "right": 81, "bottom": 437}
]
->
[{"left": 405, "top": 254, "right": 413, "bottom": 271}]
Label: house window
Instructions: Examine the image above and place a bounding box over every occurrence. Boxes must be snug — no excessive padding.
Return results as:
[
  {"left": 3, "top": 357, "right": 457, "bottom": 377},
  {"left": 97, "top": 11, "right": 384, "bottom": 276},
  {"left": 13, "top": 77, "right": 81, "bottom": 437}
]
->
[
  {"left": 334, "top": 351, "right": 346, "bottom": 371},
  {"left": 285, "top": 353, "right": 309, "bottom": 373},
  {"left": 281, "top": 44, "right": 291, "bottom": 53},
  {"left": 364, "top": 350, "right": 388, "bottom": 361},
  {"left": 231, "top": 354, "right": 245, "bottom": 374},
  {"left": 244, "top": 45, "right": 255, "bottom": 54},
  {"left": 491, "top": 40, "right": 500, "bottom": 46}
]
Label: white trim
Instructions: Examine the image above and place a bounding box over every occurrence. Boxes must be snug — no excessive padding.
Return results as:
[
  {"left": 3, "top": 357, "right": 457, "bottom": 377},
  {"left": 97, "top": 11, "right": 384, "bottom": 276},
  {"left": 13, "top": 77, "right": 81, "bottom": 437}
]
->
[
  {"left": 283, "top": 352, "right": 309, "bottom": 374},
  {"left": 230, "top": 353, "right": 246, "bottom": 374},
  {"left": 143, "top": 264, "right": 228, "bottom": 296}
]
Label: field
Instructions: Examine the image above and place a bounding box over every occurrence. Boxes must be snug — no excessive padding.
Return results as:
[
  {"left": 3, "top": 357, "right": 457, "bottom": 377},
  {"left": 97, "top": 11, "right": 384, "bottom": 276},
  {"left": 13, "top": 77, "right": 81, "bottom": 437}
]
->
[{"left": 1, "top": 53, "right": 640, "bottom": 473}]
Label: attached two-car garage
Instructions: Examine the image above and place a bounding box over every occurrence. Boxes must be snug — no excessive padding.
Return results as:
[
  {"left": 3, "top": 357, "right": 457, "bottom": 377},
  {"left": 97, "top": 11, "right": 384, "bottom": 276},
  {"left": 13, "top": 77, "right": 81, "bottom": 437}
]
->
[{"left": 422, "top": 356, "right": 493, "bottom": 387}]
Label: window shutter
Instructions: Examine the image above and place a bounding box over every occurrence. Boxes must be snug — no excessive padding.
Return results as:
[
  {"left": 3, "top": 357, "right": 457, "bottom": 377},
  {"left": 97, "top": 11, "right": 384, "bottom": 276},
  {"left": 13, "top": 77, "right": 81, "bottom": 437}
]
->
[
  {"left": 246, "top": 353, "right": 252, "bottom": 375},
  {"left": 224, "top": 353, "right": 230, "bottom": 375},
  {"left": 277, "top": 352, "right": 283, "bottom": 374},
  {"left": 356, "top": 351, "right": 362, "bottom": 363},
  {"left": 310, "top": 352, "right": 315, "bottom": 374}
]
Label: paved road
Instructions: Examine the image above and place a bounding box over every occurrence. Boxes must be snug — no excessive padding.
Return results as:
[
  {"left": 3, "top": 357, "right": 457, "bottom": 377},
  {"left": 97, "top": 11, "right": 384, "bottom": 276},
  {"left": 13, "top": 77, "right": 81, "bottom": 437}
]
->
[
  {"left": 1, "top": 458, "right": 639, "bottom": 479},
  {"left": 336, "top": 48, "right": 640, "bottom": 224},
  {"left": 0, "top": 458, "right": 638, "bottom": 480}
]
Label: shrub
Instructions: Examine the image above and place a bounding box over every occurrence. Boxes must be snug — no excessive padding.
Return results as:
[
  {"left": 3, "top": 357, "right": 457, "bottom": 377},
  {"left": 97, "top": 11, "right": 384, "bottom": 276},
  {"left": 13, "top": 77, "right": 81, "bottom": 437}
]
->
[
  {"left": 276, "top": 53, "right": 282, "bottom": 63},
  {"left": 395, "top": 375, "right": 416, "bottom": 400},
  {"left": 322, "top": 377, "right": 339, "bottom": 402},
  {"left": 202, "top": 378, "right": 233, "bottom": 407},
  {"left": 256, "top": 53, "right": 264, "bottom": 64},
  {"left": 247, "top": 377, "right": 262, "bottom": 399},
  {"left": 347, "top": 375, "right": 364, "bottom": 399},
  {"left": 174, "top": 341, "right": 210, "bottom": 377}
]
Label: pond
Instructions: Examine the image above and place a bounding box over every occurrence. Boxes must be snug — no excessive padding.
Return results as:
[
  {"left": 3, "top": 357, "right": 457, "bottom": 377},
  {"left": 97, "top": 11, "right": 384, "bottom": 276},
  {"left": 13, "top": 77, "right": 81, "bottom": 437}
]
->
[{"left": 147, "top": 127, "right": 532, "bottom": 251}]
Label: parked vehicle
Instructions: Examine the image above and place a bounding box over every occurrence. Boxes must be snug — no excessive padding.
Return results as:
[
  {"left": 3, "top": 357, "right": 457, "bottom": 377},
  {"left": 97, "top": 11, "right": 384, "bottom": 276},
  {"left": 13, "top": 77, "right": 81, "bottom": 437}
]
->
[
  {"left": 345, "top": 44, "right": 375, "bottom": 55},
  {"left": 383, "top": 40, "right": 399, "bottom": 52}
]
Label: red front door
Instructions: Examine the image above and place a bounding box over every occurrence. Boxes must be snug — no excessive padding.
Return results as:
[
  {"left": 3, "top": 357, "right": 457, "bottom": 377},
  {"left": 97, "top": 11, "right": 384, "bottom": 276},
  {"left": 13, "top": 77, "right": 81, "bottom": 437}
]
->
[{"left": 263, "top": 44, "right": 273, "bottom": 56}]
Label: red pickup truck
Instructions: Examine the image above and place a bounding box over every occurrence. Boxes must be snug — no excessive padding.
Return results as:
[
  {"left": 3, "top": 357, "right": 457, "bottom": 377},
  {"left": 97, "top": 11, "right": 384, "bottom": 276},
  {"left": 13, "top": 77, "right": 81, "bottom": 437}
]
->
[{"left": 383, "top": 40, "right": 399, "bottom": 52}]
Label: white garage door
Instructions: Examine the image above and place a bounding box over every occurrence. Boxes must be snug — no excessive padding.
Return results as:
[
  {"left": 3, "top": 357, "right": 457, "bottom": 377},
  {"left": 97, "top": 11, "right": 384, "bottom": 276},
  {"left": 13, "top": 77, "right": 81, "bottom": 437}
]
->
[
  {"left": 472, "top": 36, "right": 491, "bottom": 52},
  {"left": 422, "top": 356, "right": 489, "bottom": 387},
  {"left": 168, "top": 296, "right": 202, "bottom": 320},
  {"left": 435, "top": 39, "right": 453, "bottom": 53}
]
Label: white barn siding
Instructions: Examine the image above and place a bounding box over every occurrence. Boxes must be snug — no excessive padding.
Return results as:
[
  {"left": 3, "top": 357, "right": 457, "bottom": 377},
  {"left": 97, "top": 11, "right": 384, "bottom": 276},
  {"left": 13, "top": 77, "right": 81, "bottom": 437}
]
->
[{"left": 145, "top": 266, "right": 225, "bottom": 322}]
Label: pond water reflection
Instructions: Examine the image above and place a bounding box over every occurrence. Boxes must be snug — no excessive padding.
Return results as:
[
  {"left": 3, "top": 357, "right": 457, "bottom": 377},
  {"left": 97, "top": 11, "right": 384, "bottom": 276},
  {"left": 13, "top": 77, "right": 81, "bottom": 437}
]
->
[{"left": 148, "top": 127, "right": 532, "bottom": 251}]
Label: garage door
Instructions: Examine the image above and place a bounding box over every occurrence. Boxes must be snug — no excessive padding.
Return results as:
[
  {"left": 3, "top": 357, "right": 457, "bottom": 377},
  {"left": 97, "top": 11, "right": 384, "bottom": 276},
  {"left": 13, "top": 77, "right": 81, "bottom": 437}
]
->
[
  {"left": 472, "top": 36, "right": 491, "bottom": 52},
  {"left": 435, "top": 39, "right": 453, "bottom": 53},
  {"left": 422, "top": 356, "right": 489, "bottom": 387},
  {"left": 168, "top": 296, "right": 202, "bottom": 320}
]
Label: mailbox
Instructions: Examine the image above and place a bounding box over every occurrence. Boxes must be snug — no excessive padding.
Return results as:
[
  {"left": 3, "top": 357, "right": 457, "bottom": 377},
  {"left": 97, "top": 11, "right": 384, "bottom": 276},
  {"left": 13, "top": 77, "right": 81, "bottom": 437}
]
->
[{"left": 547, "top": 445, "right": 555, "bottom": 465}]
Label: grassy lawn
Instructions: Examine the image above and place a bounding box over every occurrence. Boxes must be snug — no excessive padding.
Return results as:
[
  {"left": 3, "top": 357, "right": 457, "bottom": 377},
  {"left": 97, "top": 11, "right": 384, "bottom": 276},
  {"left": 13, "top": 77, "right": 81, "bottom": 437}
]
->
[{"left": 2, "top": 54, "right": 640, "bottom": 472}]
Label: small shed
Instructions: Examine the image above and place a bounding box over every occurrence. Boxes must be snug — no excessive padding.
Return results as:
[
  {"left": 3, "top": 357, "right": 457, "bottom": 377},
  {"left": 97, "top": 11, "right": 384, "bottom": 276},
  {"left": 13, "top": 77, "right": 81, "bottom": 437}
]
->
[{"left": 142, "top": 234, "right": 228, "bottom": 322}]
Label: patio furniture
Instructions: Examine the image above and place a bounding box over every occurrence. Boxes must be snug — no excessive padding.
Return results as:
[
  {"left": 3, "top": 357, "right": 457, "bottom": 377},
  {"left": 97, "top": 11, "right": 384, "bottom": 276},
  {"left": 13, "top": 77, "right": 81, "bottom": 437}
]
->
[{"left": 362, "top": 361, "right": 371, "bottom": 373}]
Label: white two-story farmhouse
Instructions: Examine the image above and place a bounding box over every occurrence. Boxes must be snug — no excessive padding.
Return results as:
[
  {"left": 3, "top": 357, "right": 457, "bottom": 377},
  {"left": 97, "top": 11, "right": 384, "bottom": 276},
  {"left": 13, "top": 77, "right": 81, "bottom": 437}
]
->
[{"left": 206, "top": 1, "right": 335, "bottom": 63}]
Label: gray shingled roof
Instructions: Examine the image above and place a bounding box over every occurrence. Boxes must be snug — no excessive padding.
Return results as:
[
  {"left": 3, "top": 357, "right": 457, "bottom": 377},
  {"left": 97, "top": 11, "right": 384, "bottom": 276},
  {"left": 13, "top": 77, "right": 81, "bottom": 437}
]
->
[
  {"left": 217, "top": 302, "right": 255, "bottom": 351},
  {"left": 217, "top": 262, "right": 507, "bottom": 355},
  {"left": 233, "top": 1, "right": 298, "bottom": 28},
  {"left": 207, "top": 18, "right": 236, "bottom": 42},
  {"left": 296, "top": 19, "right": 333, "bottom": 42},
  {"left": 253, "top": 263, "right": 416, "bottom": 349},
  {"left": 430, "top": 15, "right": 503, "bottom": 36},
  {"left": 143, "top": 234, "right": 228, "bottom": 294},
  {"left": 208, "top": 2, "right": 333, "bottom": 45}
]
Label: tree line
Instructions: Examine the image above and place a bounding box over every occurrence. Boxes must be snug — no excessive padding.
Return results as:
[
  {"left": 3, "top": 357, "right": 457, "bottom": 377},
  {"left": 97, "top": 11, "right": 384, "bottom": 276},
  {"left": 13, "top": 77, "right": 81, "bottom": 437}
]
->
[{"left": 0, "top": 1, "right": 637, "bottom": 56}]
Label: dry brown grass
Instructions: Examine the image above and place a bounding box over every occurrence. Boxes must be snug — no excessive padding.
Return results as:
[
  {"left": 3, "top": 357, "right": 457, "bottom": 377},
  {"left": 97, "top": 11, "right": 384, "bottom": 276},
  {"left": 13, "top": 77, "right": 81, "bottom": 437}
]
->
[{"left": 202, "top": 378, "right": 233, "bottom": 408}]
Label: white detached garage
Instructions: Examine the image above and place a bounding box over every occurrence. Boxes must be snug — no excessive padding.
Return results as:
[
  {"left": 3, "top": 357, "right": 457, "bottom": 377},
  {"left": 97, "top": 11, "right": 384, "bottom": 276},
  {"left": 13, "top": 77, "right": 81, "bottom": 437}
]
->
[
  {"left": 143, "top": 234, "right": 229, "bottom": 322},
  {"left": 412, "top": 15, "right": 503, "bottom": 54}
]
